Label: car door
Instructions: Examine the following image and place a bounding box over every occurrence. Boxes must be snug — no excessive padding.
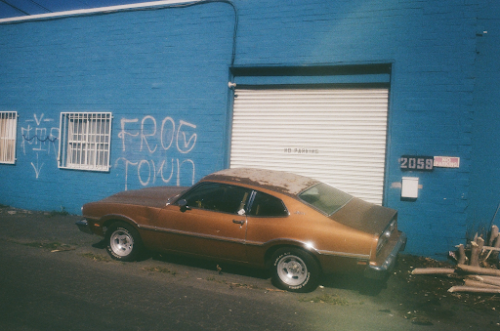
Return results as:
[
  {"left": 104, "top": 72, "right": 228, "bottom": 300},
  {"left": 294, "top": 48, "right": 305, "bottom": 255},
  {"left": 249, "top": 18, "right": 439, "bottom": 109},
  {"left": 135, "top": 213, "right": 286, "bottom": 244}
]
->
[
  {"left": 244, "top": 190, "right": 290, "bottom": 265},
  {"left": 154, "top": 182, "right": 251, "bottom": 262}
]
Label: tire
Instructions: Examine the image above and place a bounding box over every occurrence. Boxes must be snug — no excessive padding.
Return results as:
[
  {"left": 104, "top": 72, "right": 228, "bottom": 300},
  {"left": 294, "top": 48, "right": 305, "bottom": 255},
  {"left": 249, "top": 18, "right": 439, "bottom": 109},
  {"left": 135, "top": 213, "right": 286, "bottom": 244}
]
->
[
  {"left": 106, "top": 222, "right": 142, "bottom": 262},
  {"left": 271, "top": 247, "right": 320, "bottom": 293}
]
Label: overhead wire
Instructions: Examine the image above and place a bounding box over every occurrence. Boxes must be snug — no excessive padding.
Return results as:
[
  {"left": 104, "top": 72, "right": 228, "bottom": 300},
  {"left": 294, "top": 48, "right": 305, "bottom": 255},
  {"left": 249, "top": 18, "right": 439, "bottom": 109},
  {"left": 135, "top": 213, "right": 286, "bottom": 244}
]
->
[
  {"left": 0, "top": 0, "right": 239, "bottom": 66},
  {"left": 0, "top": 0, "right": 30, "bottom": 15},
  {"left": 26, "top": 0, "right": 52, "bottom": 13},
  {"left": 131, "top": 0, "right": 238, "bottom": 66}
]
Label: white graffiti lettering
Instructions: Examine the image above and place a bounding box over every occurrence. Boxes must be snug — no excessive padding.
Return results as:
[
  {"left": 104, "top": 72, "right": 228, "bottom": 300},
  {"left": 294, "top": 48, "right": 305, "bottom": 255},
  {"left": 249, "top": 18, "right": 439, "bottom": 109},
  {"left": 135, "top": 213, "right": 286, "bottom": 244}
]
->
[
  {"left": 115, "top": 115, "right": 198, "bottom": 190},
  {"left": 118, "top": 118, "right": 139, "bottom": 152},
  {"left": 176, "top": 120, "right": 197, "bottom": 154},
  {"left": 140, "top": 116, "right": 157, "bottom": 154},
  {"left": 21, "top": 113, "right": 59, "bottom": 179},
  {"left": 115, "top": 157, "right": 196, "bottom": 191},
  {"left": 30, "top": 153, "right": 44, "bottom": 179},
  {"left": 160, "top": 117, "right": 175, "bottom": 151}
]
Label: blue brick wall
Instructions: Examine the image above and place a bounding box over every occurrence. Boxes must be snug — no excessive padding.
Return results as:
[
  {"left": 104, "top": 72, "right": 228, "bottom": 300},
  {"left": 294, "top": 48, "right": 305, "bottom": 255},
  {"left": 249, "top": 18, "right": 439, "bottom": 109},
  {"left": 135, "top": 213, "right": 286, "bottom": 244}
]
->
[
  {"left": 0, "top": 0, "right": 498, "bottom": 258},
  {"left": 469, "top": 1, "right": 500, "bottom": 237},
  {"left": 0, "top": 2, "right": 235, "bottom": 212}
]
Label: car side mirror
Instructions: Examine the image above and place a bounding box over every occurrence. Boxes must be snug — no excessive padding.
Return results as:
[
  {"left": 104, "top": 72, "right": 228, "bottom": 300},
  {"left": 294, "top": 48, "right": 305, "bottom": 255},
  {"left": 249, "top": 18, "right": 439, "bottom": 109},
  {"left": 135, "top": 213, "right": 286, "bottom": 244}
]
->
[
  {"left": 177, "top": 199, "right": 191, "bottom": 212},
  {"left": 237, "top": 208, "right": 246, "bottom": 216}
]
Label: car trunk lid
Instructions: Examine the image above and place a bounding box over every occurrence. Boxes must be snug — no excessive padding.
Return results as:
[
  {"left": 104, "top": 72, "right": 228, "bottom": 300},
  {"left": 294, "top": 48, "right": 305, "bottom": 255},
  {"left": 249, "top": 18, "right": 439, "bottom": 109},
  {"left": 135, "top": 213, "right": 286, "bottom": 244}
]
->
[{"left": 329, "top": 198, "right": 397, "bottom": 235}]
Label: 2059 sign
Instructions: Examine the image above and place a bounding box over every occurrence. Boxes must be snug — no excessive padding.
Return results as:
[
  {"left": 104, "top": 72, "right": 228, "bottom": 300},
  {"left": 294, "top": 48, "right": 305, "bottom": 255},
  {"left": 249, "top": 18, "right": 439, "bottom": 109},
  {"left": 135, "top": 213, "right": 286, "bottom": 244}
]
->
[{"left": 399, "top": 155, "right": 434, "bottom": 171}]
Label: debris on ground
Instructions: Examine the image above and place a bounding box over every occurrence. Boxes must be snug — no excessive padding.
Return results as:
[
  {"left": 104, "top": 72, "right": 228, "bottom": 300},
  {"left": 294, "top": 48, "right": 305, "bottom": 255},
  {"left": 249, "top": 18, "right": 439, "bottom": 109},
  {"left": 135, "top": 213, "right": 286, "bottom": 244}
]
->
[{"left": 412, "top": 225, "right": 500, "bottom": 294}]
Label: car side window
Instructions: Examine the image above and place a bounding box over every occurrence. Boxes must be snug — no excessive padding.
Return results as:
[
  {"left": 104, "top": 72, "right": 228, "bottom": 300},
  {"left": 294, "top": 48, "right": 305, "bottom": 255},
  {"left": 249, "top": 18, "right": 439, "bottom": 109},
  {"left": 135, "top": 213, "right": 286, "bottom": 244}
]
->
[
  {"left": 249, "top": 191, "right": 288, "bottom": 217},
  {"left": 179, "top": 182, "right": 251, "bottom": 214}
]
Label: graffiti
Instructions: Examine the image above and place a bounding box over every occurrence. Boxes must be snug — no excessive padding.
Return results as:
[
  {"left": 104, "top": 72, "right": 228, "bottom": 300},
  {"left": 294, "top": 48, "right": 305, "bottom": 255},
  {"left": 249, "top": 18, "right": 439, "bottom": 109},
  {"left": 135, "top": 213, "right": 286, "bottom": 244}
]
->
[
  {"left": 30, "top": 153, "right": 44, "bottom": 179},
  {"left": 115, "top": 157, "right": 195, "bottom": 191},
  {"left": 16, "top": 113, "right": 198, "bottom": 185},
  {"left": 22, "top": 132, "right": 58, "bottom": 144},
  {"left": 118, "top": 116, "right": 197, "bottom": 154},
  {"left": 22, "top": 113, "right": 59, "bottom": 155},
  {"left": 176, "top": 120, "right": 197, "bottom": 154},
  {"left": 116, "top": 115, "right": 197, "bottom": 190},
  {"left": 21, "top": 113, "right": 59, "bottom": 179}
]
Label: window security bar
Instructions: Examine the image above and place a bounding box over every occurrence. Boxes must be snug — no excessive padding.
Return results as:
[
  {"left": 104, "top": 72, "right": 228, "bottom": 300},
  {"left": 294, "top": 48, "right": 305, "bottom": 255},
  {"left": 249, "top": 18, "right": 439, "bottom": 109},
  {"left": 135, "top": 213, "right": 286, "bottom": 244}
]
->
[
  {"left": 58, "top": 112, "right": 112, "bottom": 171},
  {"left": 0, "top": 111, "right": 17, "bottom": 164}
]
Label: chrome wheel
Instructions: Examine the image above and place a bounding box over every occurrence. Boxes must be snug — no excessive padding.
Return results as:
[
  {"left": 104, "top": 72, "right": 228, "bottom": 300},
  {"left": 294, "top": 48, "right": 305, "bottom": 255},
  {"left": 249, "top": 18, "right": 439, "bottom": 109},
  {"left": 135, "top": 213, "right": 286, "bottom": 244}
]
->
[
  {"left": 106, "top": 222, "right": 142, "bottom": 261},
  {"left": 276, "top": 254, "right": 308, "bottom": 286},
  {"left": 109, "top": 228, "right": 134, "bottom": 257},
  {"left": 271, "top": 247, "right": 319, "bottom": 292}
]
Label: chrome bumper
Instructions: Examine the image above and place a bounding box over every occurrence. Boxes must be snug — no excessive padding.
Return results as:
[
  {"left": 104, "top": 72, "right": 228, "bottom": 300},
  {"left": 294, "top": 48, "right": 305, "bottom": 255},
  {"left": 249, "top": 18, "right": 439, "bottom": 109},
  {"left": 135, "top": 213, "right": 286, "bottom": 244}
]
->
[
  {"left": 76, "top": 219, "right": 93, "bottom": 235},
  {"left": 364, "top": 232, "right": 407, "bottom": 279}
]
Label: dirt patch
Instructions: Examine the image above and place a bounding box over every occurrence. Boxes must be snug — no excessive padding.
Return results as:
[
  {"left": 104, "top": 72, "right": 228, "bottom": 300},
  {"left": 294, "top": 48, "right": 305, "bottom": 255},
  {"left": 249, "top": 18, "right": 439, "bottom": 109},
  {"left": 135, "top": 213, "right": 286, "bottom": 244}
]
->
[
  {"left": 380, "top": 255, "right": 500, "bottom": 327},
  {"left": 298, "top": 293, "right": 352, "bottom": 306}
]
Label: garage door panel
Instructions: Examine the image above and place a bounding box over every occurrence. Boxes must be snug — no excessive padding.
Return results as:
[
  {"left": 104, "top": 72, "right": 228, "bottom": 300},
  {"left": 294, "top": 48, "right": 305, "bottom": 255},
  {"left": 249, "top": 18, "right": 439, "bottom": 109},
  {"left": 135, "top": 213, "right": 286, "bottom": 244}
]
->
[{"left": 230, "top": 88, "right": 389, "bottom": 205}]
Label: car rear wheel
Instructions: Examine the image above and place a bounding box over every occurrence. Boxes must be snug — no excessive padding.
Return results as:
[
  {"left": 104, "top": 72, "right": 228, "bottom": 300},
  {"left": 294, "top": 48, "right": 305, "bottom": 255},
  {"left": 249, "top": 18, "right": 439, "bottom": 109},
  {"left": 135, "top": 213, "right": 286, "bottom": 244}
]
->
[
  {"left": 271, "top": 247, "right": 320, "bottom": 292},
  {"left": 106, "top": 222, "right": 142, "bottom": 262}
]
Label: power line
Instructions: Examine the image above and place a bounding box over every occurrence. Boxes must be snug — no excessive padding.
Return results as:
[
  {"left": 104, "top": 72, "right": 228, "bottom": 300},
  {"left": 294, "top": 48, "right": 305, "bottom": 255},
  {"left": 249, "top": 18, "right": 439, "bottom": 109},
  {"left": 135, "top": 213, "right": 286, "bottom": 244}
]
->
[
  {"left": 26, "top": 0, "right": 52, "bottom": 13},
  {"left": 0, "top": 0, "right": 30, "bottom": 15}
]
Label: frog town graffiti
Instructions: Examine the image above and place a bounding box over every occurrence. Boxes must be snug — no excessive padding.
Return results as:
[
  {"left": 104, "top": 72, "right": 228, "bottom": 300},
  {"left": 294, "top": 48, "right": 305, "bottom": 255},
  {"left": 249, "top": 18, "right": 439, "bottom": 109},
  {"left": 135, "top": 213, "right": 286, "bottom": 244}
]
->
[
  {"left": 21, "top": 113, "right": 59, "bottom": 179},
  {"left": 17, "top": 113, "right": 197, "bottom": 187},
  {"left": 115, "top": 115, "right": 198, "bottom": 190}
]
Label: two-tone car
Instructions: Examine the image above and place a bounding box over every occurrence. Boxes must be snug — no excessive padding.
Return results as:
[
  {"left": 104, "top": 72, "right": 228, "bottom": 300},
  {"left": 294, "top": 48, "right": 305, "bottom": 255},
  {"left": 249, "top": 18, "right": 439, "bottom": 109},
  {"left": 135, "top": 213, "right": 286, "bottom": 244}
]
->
[{"left": 77, "top": 168, "right": 406, "bottom": 292}]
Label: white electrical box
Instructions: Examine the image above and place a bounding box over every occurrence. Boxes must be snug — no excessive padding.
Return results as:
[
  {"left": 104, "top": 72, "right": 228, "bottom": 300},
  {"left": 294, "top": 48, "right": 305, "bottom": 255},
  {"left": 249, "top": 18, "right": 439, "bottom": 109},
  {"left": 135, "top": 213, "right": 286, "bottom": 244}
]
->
[{"left": 401, "top": 177, "right": 419, "bottom": 199}]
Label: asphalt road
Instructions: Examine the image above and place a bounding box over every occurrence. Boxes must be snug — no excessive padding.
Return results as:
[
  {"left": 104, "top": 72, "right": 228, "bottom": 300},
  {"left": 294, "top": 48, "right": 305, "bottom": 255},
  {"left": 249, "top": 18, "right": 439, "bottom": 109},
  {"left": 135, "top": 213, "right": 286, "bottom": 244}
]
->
[{"left": 0, "top": 208, "right": 497, "bottom": 331}]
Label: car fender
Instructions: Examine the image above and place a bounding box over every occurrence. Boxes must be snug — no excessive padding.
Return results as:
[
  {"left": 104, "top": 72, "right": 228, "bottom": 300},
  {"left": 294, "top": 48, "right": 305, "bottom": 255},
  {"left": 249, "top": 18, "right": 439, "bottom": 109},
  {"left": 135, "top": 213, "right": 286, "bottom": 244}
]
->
[
  {"left": 258, "top": 238, "right": 322, "bottom": 270},
  {"left": 97, "top": 214, "right": 142, "bottom": 234}
]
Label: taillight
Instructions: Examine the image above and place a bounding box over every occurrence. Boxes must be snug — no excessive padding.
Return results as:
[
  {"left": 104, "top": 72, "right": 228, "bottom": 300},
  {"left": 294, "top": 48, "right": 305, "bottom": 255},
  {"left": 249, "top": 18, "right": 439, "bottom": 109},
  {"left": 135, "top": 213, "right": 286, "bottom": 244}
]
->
[{"left": 376, "top": 219, "right": 396, "bottom": 254}]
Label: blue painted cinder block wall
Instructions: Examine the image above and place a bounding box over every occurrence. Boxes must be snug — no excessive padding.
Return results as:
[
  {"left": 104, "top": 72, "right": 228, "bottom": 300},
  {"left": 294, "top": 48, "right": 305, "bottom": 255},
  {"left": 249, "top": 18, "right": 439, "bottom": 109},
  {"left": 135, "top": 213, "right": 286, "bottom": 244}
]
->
[
  {"left": 0, "top": 2, "right": 236, "bottom": 211},
  {"left": 0, "top": 0, "right": 499, "bottom": 258},
  {"left": 468, "top": 1, "right": 500, "bottom": 237}
]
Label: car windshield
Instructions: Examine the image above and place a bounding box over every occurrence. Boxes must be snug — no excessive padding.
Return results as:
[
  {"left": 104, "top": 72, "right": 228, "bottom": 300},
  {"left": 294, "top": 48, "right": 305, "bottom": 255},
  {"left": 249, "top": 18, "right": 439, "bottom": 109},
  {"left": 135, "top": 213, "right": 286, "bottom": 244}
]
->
[{"left": 298, "top": 183, "right": 353, "bottom": 216}]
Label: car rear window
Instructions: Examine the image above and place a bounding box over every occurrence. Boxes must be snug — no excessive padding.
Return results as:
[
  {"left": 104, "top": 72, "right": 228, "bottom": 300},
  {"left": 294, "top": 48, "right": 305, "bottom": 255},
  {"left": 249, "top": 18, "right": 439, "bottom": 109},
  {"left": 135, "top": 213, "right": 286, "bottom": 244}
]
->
[
  {"left": 248, "top": 191, "right": 288, "bottom": 217},
  {"left": 298, "top": 183, "right": 352, "bottom": 216}
]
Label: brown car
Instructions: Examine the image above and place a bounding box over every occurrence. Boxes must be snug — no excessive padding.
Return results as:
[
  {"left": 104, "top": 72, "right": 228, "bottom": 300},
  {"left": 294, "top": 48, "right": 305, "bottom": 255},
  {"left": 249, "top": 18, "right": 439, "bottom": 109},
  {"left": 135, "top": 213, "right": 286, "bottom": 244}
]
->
[{"left": 77, "top": 168, "right": 406, "bottom": 292}]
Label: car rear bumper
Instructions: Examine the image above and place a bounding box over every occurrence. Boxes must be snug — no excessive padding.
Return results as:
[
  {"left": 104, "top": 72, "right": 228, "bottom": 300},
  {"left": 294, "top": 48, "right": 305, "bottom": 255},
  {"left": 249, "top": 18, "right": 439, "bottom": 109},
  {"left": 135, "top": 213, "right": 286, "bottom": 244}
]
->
[
  {"left": 76, "top": 219, "right": 93, "bottom": 235},
  {"left": 364, "top": 231, "right": 407, "bottom": 279}
]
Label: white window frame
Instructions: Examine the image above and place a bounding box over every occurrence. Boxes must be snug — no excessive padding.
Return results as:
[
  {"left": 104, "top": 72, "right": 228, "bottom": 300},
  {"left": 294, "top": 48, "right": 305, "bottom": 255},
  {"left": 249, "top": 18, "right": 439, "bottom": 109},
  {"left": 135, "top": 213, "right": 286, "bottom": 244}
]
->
[
  {"left": 58, "top": 112, "right": 113, "bottom": 171},
  {"left": 0, "top": 111, "right": 18, "bottom": 164}
]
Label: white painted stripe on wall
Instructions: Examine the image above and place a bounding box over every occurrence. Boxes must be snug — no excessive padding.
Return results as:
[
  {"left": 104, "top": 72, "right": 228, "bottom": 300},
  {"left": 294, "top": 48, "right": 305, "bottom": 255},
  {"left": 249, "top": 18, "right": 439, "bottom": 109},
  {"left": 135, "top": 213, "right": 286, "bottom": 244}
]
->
[{"left": 0, "top": 0, "right": 197, "bottom": 24}]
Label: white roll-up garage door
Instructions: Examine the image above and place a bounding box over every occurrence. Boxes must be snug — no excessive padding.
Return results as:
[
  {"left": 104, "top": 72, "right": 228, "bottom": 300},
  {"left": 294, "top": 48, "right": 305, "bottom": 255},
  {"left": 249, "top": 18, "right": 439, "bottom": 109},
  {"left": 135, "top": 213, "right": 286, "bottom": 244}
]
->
[{"left": 230, "top": 88, "right": 389, "bottom": 205}]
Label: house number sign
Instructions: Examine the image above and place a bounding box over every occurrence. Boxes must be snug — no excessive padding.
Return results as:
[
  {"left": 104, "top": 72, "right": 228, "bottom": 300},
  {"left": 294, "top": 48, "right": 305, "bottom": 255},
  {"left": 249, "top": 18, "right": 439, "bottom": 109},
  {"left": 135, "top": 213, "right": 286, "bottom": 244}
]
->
[{"left": 399, "top": 155, "right": 434, "bottom": 171}]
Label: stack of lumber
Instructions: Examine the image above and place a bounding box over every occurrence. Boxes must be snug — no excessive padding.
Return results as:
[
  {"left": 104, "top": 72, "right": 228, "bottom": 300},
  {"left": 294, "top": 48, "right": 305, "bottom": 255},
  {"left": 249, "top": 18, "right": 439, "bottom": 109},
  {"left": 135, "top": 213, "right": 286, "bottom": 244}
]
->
[{"left": 412, "top": 225, "right": 500, "bottom": 294}]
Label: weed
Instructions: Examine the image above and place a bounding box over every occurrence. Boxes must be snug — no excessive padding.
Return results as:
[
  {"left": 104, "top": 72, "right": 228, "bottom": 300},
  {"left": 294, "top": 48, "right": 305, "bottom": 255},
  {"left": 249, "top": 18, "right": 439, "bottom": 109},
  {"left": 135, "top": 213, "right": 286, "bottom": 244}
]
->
[
  {"left": 299, "top": 293, "right": 349, "bottom": 306},
  {"left": 21, "top": 241, "right": 71, "bottom": 251},
  {"left": 206, "top": 276, "right": 229, "bottom": 284},
  {"left": 48, "top": 207, "right": 70, "bottom": 217},
  {"left": 143, "top": 266, "right": 178, "bottom": 276},
  {"left": 229, "top": 282, "right": 259, "bottom": 290},
  {"left": 80, "top": 252, "right": 111, "bottom": 262}
]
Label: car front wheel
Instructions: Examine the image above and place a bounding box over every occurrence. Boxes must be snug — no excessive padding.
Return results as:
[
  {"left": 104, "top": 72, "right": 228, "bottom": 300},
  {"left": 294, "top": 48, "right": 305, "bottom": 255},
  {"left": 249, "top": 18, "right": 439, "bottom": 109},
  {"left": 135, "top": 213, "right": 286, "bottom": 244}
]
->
[
  {"left": 271, "top": 247, "right": 320, "bottom": 292},
  {"left": 106, "top": 222, "right": 142, "bottom": 262}
]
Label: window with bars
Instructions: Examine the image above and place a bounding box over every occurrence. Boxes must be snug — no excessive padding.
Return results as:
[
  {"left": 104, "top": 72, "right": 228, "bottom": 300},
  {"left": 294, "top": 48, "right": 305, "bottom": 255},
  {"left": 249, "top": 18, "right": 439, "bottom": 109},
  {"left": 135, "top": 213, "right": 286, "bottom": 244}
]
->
[
  {"left": 0, "top": 111, "right": 18, "bottom": 164},
  {"left": 58, "top": 112, "right": 112, "bottom": 171}
]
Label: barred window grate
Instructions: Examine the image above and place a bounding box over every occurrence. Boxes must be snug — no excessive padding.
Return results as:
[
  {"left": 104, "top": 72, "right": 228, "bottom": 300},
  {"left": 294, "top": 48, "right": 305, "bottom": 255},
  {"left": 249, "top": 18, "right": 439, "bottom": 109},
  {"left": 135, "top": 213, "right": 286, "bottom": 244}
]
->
[
  {"left": 58, "top": 112, "right": 112, "bottom": 171},
  {"left": 0, "top": 111, "right": 17, "bottom": 164}
]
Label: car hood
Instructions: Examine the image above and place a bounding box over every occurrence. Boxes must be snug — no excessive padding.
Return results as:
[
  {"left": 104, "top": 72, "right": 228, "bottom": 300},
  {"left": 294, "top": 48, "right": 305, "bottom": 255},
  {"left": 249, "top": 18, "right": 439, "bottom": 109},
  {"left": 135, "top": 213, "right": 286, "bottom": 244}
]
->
[
  {"left": 98, "top": 186, "right": 188, "bottom": 209},
  {"left": 329, "top": 198, "right": 397, "bottom": 235}
]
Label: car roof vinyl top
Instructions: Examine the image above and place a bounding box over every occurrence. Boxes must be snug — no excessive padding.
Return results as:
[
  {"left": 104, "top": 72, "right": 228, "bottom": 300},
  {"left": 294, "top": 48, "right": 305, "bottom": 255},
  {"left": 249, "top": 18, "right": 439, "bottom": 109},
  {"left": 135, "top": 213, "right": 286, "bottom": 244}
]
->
[{"left": 203, "top": 168, "right": 319, "bottom": 197}]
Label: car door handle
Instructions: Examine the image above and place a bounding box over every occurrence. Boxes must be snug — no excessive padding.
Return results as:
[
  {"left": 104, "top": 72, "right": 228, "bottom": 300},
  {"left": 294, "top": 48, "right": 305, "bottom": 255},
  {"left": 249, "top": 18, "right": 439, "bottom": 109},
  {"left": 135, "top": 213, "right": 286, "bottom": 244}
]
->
[{"left": 232, "top": 219, "right": 245, "bottom": 225}]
